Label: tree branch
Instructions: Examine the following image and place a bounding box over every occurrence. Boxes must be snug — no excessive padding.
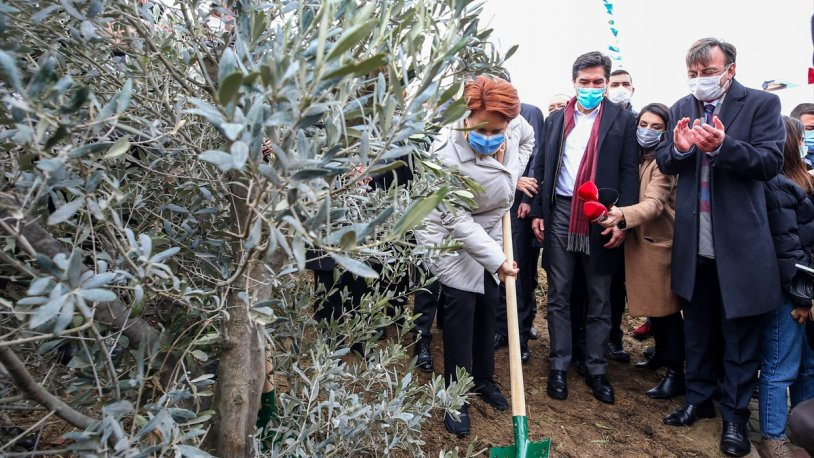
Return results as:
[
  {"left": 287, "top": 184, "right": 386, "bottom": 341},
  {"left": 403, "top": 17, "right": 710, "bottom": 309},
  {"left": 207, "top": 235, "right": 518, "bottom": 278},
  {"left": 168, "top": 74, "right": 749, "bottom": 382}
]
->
[{"left": 0, "top": 347, "right": 95, "bottom": 429}]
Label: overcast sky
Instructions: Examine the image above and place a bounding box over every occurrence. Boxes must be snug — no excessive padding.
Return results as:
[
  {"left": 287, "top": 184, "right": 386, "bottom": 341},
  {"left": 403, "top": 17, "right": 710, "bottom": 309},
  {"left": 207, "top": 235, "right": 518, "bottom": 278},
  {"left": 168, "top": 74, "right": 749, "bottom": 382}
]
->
[{"left": 481, "top": 0, "right": 814, "bottom": 115}]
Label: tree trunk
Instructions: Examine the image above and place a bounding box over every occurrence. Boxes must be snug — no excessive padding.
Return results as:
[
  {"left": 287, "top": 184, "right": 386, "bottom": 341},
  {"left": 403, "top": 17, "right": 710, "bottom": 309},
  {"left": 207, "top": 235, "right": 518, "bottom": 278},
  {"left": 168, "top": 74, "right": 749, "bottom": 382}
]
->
[{"left": 207, "top": 179, "right": 265, "bottom": 457}]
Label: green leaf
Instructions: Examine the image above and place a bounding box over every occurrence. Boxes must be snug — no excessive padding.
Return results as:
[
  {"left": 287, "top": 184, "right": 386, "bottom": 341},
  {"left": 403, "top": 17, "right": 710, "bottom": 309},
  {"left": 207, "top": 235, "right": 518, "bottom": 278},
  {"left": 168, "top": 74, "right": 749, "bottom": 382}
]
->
[
  {"left": 199, "top": 150, "right": 233, "bottom": 172},
  {"left": 217, "top": 48, "right": 237, "bottom": 83},
  {"left": 79, "top": 288, "right": 117, "bottom": 303},
  {"left": 325, "top": 19, "right": 377, "bottom": 61},
  {"left": 218, "top": 72, "right": 243, "bottom": 105},
  {"left": 323, "top": 54, "right": 387, "bottom": 81},
  {"left": 329, "top": 253, "right": 378, "bottom": 279},
  {"left": 30, "top": 293, "right": 65, "bottom": 329},
  {"left": 392, "top": 187, "right": 449, "bottom": 236},
  {"left": 0, "top": 50, "right": 22, "bottom": 91},
  {"left": 504, "top": 44, "right": 520, "bottom": 61},
  {"left": 439, "top": 97, "right": 470, "bottom": 125},
  {"left": 104, "top": 136, "right": 130, "bottom": 160},
  {"left": 47, "top": 199, "right": 83, "bottom": 225}
]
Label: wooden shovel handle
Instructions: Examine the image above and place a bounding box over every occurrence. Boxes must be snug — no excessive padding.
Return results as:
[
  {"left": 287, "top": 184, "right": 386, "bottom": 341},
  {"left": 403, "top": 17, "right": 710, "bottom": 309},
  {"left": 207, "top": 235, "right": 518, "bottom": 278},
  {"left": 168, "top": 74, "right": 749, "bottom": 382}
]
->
[{"left": 502, "top": 212, "right": 526, "bottom": 417}]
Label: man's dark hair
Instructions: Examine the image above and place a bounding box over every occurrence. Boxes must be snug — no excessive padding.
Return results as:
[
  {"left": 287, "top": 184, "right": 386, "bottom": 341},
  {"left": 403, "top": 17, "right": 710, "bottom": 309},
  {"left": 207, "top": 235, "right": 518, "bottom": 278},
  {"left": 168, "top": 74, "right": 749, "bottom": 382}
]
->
[
  {"left": 686, "top": 38, "right": 737, "bottom": 67},
  {"left": 610, "top": 69, "right": 632, "bottom": 84},
  {"left": 791, "top": 103, "right": 814, "bottom": 120},
  {"left": 572, "top": 51, "right": 612, "bottom": 81}
]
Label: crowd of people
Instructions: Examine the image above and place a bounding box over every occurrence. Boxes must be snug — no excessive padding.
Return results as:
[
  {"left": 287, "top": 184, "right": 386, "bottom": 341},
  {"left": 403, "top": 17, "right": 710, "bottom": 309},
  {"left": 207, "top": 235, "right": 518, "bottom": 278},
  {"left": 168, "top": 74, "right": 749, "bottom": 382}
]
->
[
  {"left": 409, "top": 38, "right": 814, "bottom": 458},
  {"left": 310, "top": 37, "right": 814, "bottom": 457}
]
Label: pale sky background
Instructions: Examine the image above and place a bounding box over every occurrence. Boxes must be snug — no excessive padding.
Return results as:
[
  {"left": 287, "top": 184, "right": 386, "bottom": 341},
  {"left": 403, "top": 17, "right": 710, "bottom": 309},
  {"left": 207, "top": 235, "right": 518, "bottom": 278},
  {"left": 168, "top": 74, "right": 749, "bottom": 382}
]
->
[{"left": 481, "top": 0, "right": 814, "bottom": 115}]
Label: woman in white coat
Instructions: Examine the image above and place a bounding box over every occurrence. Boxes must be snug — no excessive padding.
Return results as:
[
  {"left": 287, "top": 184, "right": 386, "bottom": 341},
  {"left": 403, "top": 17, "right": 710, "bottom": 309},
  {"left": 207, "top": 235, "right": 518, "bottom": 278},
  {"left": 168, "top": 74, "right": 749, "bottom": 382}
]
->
[{"left": 415, "top": 75, "right": 532, "bottom": 437}]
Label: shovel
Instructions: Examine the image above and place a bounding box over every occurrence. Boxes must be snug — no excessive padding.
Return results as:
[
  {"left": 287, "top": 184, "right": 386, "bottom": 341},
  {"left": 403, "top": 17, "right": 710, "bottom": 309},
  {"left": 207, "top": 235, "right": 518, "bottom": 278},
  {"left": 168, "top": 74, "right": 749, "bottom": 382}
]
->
[{"left": 490, "top": 213, "right": 551, "bottom": 458}]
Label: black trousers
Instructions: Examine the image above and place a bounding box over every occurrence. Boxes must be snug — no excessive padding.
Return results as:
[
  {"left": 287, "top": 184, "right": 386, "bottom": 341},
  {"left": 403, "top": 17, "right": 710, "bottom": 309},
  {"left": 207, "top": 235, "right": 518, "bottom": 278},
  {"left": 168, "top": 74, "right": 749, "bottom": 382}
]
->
[
  {"left": 413, "top": 279, "right": 443, "bottom": 344},
  {"left": 609, "top": 266, "right": 626, "bottom": 346},
  {"left": 650, "top": 311, "right": 684, "bottom": 371},
  {"left": 313, "top": 270, "right": 368, "bottom": 322},
  {"left": 442, "top": 271, "right": 498, "bottom": 386},
  {"left": 684, "top": 258, "right": 763, "bottom": 423},
  {"left": 496, "top": 211, "right": 540, "bottom": 346},
  {"left": 571, "top": 259, "right": 626, "bottom": 357}
]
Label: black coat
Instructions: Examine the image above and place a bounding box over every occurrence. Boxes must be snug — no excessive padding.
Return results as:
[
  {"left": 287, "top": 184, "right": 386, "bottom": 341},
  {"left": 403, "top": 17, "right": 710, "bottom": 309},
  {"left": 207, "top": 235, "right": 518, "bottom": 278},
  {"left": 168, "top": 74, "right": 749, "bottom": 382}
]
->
[
  {"left": 530, "top": 98, "right": 639, "bottom": 274},
  {"left": 764, "top": 174, "right": 814, "bottom": 308},
  {"left": 655, "top": 79, "right": 785, "bottom": 318},
  {"left": 516, "top": 103, "right": 546, "bottom": 208}
]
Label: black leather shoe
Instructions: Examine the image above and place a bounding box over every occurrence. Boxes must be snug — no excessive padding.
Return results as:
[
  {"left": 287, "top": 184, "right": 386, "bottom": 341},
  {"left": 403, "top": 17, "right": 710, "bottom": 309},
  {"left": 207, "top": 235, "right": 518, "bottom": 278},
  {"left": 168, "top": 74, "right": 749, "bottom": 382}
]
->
[
  {"left": 646, "top": 368, "right": 685, "bottom": 399},
  {"left": 474, "top": 378, "right": 508, "bottom": 411},
  {"left": 520, "top": 346, "right": 531, "bottom": 364},
  {"left": 415, "top": 341, "right": 433, "bottom": 373},
  {"left": 720, "top": 421, "right": 750, "bottom": 457},
  {"left": 634, "top": 355, "right": 666, "bottom": 371},
  {"left": 546, "top": 370, "right": 568, "bottom": 400},
  {"left": 494, "top": 333, "right": 508, "bottom": 349},
  {"left": 529, "top": 326, "right": 540, "bottom": 340},
  {"left": 606, "top": 341, "right": 630, "bottom": 363},
  {"left": 574, "top": 360, "right": 588, "bottom": 377},
  {"left": 663, "top": 401, "right": 716, "bottom": 427},
  {"left": 444, "top": 404, "right": 470, "bottom": 438},
  {"left": 643, "top": 345, "right": 655, "bottom": 359},
  {"left": 585, "top": 374, "right": 615, "bottom": 404}
]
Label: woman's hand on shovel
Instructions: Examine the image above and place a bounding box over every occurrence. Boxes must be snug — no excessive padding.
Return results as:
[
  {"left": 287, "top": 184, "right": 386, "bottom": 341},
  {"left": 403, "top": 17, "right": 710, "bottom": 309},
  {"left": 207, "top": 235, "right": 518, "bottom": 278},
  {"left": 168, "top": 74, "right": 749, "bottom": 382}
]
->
[{"left": 498, "top": 260, "right": 519, "bottom": 282}]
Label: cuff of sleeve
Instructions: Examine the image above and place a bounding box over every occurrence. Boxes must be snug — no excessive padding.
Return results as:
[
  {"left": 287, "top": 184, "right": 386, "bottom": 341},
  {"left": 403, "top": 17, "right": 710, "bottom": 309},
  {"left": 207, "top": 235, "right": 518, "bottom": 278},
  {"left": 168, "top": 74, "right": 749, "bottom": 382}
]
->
[
  {"left": 673, "top": 145, "right": 695, "bottom": 158},
  {"left": 485, "top": 254, "right": 507, "bottom": 277}
]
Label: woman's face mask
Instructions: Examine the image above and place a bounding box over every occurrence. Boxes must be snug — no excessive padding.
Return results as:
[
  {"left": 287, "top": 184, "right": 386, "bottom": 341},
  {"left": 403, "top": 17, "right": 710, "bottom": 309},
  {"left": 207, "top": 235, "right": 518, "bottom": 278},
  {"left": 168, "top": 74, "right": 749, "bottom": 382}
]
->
[
  {"left": 467, "top": 130, "right": 506, "bottom": 155},
  {"left": 636, "top": 127, "right": 664, "bottom": 149}
]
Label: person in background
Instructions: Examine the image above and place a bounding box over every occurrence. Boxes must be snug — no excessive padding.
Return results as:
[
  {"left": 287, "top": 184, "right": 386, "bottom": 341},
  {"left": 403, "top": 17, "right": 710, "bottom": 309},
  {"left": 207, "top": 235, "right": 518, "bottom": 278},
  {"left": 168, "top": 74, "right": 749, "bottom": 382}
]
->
[
  {"left": 791, "top": 103, "right": 814, "bottom": 167},
  {"left": 607, "top": 69, "right": 636, "bottom": 114},
  {"left": 599, "top": 103, "right": 683, "bottom": 399},
  {"left": 494, "top": 102, "right": 545, "bottom": 363},
  {"left": 548, "top": 93, "right": 571, "bottom": 114},
  {"left": 415, "top": 75, "right": 530, "bottom": 437},
  {"left": 530, "top": 51, "right": 639, "bottom": 405},
  {"left": 757, "top": 116, "right": 814, "bottom": 458},
  {"left": 789, "top": 311, "right": 814, "bottom": 456},
  {"left": 656, "top": 38, "right": 784, "bottom": 457}
]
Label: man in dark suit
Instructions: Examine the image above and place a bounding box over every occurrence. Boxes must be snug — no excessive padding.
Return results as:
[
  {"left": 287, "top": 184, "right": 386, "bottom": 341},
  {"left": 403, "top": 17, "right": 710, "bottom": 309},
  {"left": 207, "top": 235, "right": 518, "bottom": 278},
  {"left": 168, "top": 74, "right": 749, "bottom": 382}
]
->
[
  {"left": 495, "top": 103, "right": 546, "bottom": 363},
  {"left": 655, "top": 38, "right": 784, "bottom": 457},
  {"left": 530, "top": 51, "right": 639, "bottom": 405}
]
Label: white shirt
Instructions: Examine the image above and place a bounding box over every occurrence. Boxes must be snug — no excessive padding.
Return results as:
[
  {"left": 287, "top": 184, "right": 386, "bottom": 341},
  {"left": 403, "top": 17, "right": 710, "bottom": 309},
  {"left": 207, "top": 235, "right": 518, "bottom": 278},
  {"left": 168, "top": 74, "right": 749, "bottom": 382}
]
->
[{"left": 555, "top": 106, "right": 600, "bottom": 196}]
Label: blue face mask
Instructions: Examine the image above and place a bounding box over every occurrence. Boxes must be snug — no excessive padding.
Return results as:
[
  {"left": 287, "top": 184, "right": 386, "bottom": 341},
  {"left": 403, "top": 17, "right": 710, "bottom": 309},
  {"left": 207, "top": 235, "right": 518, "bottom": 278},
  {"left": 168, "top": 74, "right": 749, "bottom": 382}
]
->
[
  {"left": 468, "top": 130, "right": 506, "bottom": 155},
  {"left": 805, "top": 130, "right": 814, "bottom": 152},
  {"left": 576, "top": 87, "right": 605, "bottom": 110}
]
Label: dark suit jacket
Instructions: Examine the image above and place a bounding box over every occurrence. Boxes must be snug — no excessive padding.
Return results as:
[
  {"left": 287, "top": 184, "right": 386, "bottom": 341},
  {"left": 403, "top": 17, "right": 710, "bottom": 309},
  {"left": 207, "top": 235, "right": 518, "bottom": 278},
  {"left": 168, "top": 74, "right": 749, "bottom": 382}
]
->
[
  {"left": 530, "top": 98, "right": 639, "bottom": 274},
  {"left": 517, "top": 103, "right": 546, "bottom": 208},
  {"left": 655, "top": 79, "right": 785, "bottom": 318}
]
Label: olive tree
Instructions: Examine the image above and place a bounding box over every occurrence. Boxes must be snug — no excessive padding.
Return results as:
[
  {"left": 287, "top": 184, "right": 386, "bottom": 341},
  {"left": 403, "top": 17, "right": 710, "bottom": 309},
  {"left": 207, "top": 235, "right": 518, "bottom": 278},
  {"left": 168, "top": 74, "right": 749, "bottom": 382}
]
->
[{"left": 0, "top": 0, "right": 510, "bottom": 456}]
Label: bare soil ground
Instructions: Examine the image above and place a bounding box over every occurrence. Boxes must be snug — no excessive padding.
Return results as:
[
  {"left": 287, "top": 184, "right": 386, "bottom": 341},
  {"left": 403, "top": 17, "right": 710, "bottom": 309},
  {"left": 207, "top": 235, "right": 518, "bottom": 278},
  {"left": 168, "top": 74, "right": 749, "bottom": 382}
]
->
[{"left": 416, "top": 272, "right": 789, "bottom": 458}]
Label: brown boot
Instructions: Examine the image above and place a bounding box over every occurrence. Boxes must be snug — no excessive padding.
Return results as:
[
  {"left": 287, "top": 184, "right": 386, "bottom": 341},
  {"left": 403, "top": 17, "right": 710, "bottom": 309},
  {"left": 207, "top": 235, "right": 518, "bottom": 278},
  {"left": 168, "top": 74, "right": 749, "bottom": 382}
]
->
[{"left": 756, "top": 438, "right": 793, "bottom": 458}]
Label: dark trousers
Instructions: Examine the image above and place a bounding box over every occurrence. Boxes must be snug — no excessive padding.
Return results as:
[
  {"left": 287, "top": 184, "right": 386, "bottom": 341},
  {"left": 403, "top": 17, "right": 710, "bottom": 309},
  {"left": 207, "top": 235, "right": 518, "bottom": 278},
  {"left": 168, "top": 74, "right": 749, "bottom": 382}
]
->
[
  {"left": 609, "top": 266, "right": 626, "bottom": 346},
  {"left": 684, "top": 258, "right": 763, "bottom": 423},
  {"left": 496, "top": 211, "right": 540, "bottom": 346},
  {"left": 650, "top": 311, "right": 684, "bottom": 370},
  {"left": 546, "top": 196, "right": 613, "bottom": 375},
  {"left": 313, "top": 270, "right": 368, "bottom": 322},
  {"left": 571, "top": 261, "right": 625, "bottom": 355},
  {"left": 413, "top": 279, "right": 443, "bottom": 344},
  {"left": 442, "top": 271, "right": 498, "bottom": 386}
]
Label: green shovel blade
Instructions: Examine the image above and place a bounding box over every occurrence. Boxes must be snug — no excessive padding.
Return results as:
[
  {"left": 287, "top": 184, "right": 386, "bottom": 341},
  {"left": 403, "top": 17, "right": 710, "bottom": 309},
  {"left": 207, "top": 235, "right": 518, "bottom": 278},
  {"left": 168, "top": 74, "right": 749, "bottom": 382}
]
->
[{"left": 489, "top": 416, "right": 550, "bottom": 458}]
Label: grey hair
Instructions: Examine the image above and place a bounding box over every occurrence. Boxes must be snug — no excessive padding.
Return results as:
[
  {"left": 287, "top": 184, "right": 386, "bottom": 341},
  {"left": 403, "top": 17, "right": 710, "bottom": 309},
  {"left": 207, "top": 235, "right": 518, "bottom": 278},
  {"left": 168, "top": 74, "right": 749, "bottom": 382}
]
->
[{"left": 686, "top": 38, "right": 737, "bottom": 67}]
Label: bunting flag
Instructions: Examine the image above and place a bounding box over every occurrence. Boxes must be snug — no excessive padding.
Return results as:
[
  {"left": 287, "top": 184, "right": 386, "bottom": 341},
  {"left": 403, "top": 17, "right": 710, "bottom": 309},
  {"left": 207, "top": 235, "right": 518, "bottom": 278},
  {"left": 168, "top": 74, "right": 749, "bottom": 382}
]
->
[{"left": 602, "top": 0, "right": 623, "bottom": 65}]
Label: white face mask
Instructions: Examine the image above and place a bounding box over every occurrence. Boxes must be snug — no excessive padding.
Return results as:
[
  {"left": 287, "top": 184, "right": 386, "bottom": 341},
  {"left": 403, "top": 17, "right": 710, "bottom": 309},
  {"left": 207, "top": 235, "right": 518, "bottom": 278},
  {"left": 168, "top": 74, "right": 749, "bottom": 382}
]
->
[
  {"left": 608, "top": 87, "right": 632, "bottom": 105},
  {"left": 688, "top": 64, "right": 732, "bottom": 102}
]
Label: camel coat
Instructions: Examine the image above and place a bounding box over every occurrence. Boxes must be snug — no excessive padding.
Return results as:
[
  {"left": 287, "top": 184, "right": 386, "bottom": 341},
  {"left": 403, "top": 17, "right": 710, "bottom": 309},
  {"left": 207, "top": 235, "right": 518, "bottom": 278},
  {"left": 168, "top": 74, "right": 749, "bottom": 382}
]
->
[{"left": 619, "top": 158, "right": 681, "bottom": 317}]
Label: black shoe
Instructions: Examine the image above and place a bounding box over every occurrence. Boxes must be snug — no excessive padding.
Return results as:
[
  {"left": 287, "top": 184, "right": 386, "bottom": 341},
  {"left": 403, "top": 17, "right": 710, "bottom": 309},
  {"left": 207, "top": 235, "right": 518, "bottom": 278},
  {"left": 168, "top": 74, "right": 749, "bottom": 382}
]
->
[
  {"left": 585, "top": 374, "right": 615, "bottom": 404},
  {"left": 443, "top": 404, "right": 470, "bottom": 438},
  {"left": 546, "top": 370, "right": 568, "bottom": 400},
  {"left": 529, "top": 326, "right": 540, "bottom": 340},
  {"left": 494, "top": 333, "right": 508, "bottom": 350},
  {"left": 415, "top": 341, "right": 433, "bottom": 373},
  {"left": 646, "top": 368, "right": 685, "bottom": 399},
  {"left": 606, "top": 341, "right": 630, "bottom": 363},
  {"left": 474, "top": 378, "right": 508, "bottom": 411},
  {"left": 643, "top": 345, "right": 655, "bottom": 359},
  {"left": 663, "top": 401, "right": 716, "bottom": 427},
  {"left": 520, "top": 347, "right": 531, "bottom": 364},
  {"left": 634, "top": 354, "right": 666, "bottom": 371},
  {"left": 574, "top": 360, "right": 588, "bottom": 377},
  {"left": 720, "top": 421, "right": 750, "bottom": 457}
]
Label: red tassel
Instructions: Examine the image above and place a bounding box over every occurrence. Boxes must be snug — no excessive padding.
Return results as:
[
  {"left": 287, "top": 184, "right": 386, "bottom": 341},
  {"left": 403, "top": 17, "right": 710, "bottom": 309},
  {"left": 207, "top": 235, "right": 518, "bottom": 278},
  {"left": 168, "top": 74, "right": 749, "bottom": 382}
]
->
[
  {"left": 577, "top": 181, "right": 599, "bottom": 202},
  {"left": 809, "top": 68, "right": 814, "bottom": 84}
]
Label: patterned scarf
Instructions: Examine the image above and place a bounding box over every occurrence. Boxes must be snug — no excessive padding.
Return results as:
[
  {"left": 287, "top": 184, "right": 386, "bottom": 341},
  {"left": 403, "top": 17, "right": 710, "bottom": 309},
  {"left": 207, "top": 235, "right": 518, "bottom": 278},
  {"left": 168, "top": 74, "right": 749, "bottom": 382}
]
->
[{"left": 562, "top": 97, "right": 604, "bottom": 254}]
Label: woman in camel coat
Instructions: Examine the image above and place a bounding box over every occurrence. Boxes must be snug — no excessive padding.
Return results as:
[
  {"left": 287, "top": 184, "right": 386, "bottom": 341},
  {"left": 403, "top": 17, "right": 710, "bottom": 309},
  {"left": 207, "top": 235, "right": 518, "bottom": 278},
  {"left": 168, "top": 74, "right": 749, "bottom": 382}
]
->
[{"left": 600, "top": 103, "right": 682, "bottom": 399}]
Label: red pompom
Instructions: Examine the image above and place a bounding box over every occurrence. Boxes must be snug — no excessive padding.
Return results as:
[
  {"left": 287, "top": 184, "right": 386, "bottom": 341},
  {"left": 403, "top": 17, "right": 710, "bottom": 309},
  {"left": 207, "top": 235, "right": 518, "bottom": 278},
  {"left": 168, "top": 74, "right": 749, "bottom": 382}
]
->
[
  {"left": 583, "top": 201, "right": 608, "bottom": 222},
  {"left": 577, "top": 181, "right": 599, "bottom": 202}
]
